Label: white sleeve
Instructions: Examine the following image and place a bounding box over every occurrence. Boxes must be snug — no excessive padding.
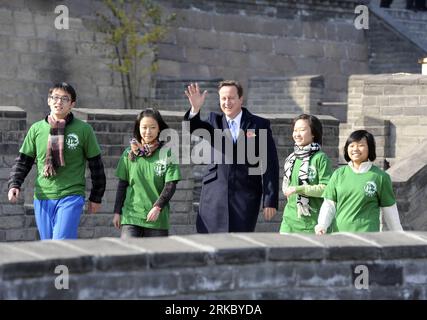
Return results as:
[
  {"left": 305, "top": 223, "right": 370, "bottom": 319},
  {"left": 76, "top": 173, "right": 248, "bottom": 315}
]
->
[
  {"left": 381, "top": 204, "right": 403, "bottom": 231},
  {"left": 315, "top": 199, "right": 336, "bottom": 231}
]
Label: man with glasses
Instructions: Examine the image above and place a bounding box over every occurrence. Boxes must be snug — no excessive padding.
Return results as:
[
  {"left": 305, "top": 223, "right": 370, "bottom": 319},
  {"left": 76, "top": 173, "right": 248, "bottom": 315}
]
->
[{"left": 8, "top": 82, "right": 106, "bottom": 240}]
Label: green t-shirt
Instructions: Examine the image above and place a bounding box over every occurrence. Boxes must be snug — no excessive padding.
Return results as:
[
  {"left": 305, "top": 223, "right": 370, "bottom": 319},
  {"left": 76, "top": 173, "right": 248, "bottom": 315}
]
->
[
  {"left": 280, "top": 151, "right": 333, "bottom": 233},
  {"left": 20, "top": 117, "right": 101, "bottom": 200},
  {"left": 115, "top": 147, "right": 182, "bottom": 230},
  {"left": 323, "top": 165, "right": 396, "bottom": 232}
]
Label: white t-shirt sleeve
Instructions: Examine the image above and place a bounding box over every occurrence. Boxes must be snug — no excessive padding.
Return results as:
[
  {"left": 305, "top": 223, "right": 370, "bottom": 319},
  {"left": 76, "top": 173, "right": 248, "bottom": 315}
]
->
[
  {"left": 315, "top": 199, "right": 336, "bottom": 232},
  {"left": 381, "top": 204, "right": 403, "bottom": 231}
]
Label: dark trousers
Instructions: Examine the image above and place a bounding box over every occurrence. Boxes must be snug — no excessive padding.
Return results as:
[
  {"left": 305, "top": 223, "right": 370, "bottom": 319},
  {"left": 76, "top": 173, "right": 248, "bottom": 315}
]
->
[{"left": 120, "top": 224, "right": 168, "bottom": 238}]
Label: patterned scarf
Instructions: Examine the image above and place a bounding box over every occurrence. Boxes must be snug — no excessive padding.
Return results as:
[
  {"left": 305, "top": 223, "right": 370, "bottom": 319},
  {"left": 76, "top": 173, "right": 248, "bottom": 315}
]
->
[
  {"left": 128, "top": 138, "right": 160, "bottom": 161},
  {"left": 282, "top": 143, "right": 321, "bottom": 218},
  {"left": 43, "top": 113, "right": 73, "bottom": 177}
]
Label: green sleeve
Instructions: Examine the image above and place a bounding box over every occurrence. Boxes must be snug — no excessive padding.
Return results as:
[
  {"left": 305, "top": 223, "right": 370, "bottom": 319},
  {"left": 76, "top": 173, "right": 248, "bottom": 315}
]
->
[
  {"left": 322, "top": 170, "right": 338, "bottom": 201},
  {"left": 165, "top": 149, "right": 181, "bottom": 183},
  {"left": 115, "top": 150, "right": 129, "bottom": 182},
  {"left": 379, "top": 172, "right": 396, "bottom": 207},
  {"left": 295, "top": 153, "right": 332, "bottom": 198},
  {"left": 317, "top": 152, "right": 333, "bottom": 185},
  {"left": 295, "top": 184, "right": 326, "bottom": 197},
  {"left": 84, "top": 124, "right": 101, "bottom": 159},
  {"left": 19, "top": 125, "right": 36, "bottom": 158}
]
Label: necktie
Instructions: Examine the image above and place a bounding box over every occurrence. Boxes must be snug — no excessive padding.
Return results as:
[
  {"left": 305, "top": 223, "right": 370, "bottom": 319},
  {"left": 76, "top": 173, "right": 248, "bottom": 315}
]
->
[{"left": 229, "top": 119, "right": 238, "bottom": 142}]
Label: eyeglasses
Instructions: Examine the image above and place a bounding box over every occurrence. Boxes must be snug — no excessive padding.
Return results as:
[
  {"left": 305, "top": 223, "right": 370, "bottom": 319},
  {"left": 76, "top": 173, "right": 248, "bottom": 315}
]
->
[{"left": 49, "top": 95, "right": 71, "bottom": 103}]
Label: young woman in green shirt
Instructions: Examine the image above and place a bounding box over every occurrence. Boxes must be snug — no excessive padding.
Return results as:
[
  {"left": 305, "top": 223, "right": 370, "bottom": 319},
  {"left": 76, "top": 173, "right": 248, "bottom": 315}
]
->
[
  {"left": 315, "top": 130, "right": 403, "bottom": 234},
  {"left": 280, "top": 114, "right": 333, "bottom": 233},
  {"left": 113, "top": 109, "right": 181, "bottom": 238}
]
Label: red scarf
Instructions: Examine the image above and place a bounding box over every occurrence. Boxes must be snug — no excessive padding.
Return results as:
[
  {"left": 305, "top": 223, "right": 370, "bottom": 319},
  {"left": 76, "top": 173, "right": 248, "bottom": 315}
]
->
[
  {"left": 43, "top": 115, "right": 67, "bottom": 177},
  {"left": 128, "top": 138, "right": 160, "bottom": 161}
]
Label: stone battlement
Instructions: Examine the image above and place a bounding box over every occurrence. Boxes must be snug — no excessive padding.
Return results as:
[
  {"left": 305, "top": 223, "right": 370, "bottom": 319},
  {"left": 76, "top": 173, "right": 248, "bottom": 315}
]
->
[{"left": 1, "top": 231, "right": 427, "bottom": 299}]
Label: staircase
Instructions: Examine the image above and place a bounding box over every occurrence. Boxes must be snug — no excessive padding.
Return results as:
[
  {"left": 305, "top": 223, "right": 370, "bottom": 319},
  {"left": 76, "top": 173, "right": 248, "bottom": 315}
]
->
[
  {"left": 338, "top": 1, "right": 427, "bottom": 165},
  {"left": 367, "top": 1, "right": 427, "bottom": 74}
]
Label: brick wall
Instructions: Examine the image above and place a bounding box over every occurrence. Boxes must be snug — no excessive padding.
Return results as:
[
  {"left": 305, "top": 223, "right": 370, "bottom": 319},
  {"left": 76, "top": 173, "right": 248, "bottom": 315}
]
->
[
  {"left": 340, "top": 74, "right": 427, "bottom": 167},
  {"left": 0, "top": 0, "right": 371, "bottom": 125},
  {"left": 387, "top": 139, "right": 427, "bottom": 231},
  {"left": 1, "top": 231, "right": 427, "bottom": 299},
  {"left": 0, "top": 1, "right": 126, "bottom": 124},
  {"left": 0, "top": 107, "right": 38, "bottom": 241},
  {"left": 157, "top": 0, "right": 370, "bottom": 118},
  {"left": 367, "top": 14, "right": 425, "bottom": 75},
  {"left": 247, "top": 76, "right": 324, "bottom": 115}
]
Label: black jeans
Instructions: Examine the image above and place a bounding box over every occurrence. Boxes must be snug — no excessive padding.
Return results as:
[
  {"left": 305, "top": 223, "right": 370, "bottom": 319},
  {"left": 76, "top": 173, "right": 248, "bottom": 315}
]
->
[{"left": 120, "top": 224, "right": 168, "bottom": 238}]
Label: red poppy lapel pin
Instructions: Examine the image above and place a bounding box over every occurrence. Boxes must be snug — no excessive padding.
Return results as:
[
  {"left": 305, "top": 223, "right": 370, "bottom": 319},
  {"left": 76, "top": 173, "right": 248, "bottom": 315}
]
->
[{"left": 246, "top": 130, "right": 256, "bottom": 138}]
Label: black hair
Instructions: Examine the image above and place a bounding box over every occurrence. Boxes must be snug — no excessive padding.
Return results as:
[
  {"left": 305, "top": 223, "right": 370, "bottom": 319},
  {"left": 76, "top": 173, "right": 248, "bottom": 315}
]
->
[
  {"left": 49, "top": 82, "right": 76, "bottom": 102},
  {"left": 344, "top": 130, "right": 376, "bottom": 162},
  {"left": 292, "top": 114, "right": 323, "bottom": 145},
  {"left": 133, "top": 108, "right": 169, "bottom": 143},
  {"left": 218, "top": 80, "right": 243, "bottom": 98}
]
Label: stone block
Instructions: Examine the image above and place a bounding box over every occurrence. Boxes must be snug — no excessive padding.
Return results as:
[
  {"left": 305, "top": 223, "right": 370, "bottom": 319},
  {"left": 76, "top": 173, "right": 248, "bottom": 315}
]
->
[
  {"left": 296, "top": 261, "right": 352, "bottom": 287},
  {"left": 180, "top": 233, "right": 266, "bottom": 264},
  {"left": 404, "top": 260, "right": 427, "bottom": 284},
  {"left": 368, "top": 286, "right": 422, "bottom": 300},
  {"left": 212, "top": 14, "right": 258, "bottom": 34},
  {"left": 360, "top": 231, "right": 427, "bottom": 259},
  {"left": 1, "top": 276, "right": 78, "bottom": 299},
  {"left": 1, "top": 253, "right": 93, "bottom": 281},
  {"left": 362, "top": 96, "right": 377, "bottom": 106},
  {"left": 235, "top": 262, "right": 296, "bottom": 289},
  {"left": 158, "top": 43, "right": 186, "bottom": 62},
  {"left": 1, "top": 204, "right": 25, "bottom": 216},
  {"left": 350, "top": 263, "right": 403, "bottom": 286},
  {"left": 315, "top": 233, "right": 381, "bottom": 260},
  {"left": 242, "top": 34, "right": 272, "bottom": 52},
  {"left": 274, "top": 38, "right": 300, "bottom": 56},
  {"left": 93, "top": 226, "right": 120, "bottom": 238},
  {"left": 0, "top": 216, "right": 24, "bottom": 228},
  {"left": 13, "top": 10, "right": 32, "bottom": 23},
  {"left": 233, "top": 233, "right": 324, "bottom": 261},
  {"left": 178, "top": 265, "right": 234, "bottom": 293},
  {"left": 15, "top": 23, "right": 35, "bottom": 37},
  {"left": 125, "top": 236, "right": 210, "bottom": 268},
  {"left": 76, "top": 270, "right": 179, "bottom": 298},
  {"left": 0, "top": 8, "right": 13, "bottom": 24},
  {"left": 177, "top": 10, "right": 213, "bottom": 31},
  {"left": 169, "top": 213, "right": 189, "bottom": 224}
]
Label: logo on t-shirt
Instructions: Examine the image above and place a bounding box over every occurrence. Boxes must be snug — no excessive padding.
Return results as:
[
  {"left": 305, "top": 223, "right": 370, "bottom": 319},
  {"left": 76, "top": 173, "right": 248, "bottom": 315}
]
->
[
  {"left": 308, "top": 165, "right": 317, "bottom": 182},
  {"left": 66, "top": 133, "right": 79, "bottom": 150},
  {"left": 154, "top": 159, "right": 167, "bottom": 177},
  {"left": 364, "top": 181, "right": 377, "bottom": 197}
]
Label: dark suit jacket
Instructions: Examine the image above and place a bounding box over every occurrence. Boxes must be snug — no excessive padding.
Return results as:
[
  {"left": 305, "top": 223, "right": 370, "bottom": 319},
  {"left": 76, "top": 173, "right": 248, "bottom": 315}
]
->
[{"left": 184, "top": 107, "right": 279, "bottom": 233}]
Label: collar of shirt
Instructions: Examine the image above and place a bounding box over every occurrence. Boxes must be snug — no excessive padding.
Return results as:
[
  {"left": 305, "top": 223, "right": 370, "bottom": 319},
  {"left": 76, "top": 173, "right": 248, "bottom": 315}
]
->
[
  {"left": 348, "top": 160, "right": 373, "bottom": 173},
  {"left": 226, "top": 110, "right": 243, "bottom": 129}
]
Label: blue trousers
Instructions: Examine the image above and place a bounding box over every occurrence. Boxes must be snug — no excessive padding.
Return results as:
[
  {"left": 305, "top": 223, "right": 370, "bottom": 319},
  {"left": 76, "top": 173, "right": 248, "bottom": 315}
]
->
[{"left": 33, "top": 195, "right": 85, "bottom": 240}]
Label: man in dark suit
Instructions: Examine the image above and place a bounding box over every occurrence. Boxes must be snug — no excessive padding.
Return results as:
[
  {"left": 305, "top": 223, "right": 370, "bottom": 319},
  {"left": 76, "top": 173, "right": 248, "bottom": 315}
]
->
[{"left": 184, "top": 80, "right": 279, "bottom": 233}]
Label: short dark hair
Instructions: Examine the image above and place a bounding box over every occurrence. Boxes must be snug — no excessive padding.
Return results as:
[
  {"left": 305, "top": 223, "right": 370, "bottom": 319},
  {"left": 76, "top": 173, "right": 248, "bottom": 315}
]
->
[
  {"left": 218, "top": 80, "right": 243, "bottom": 98},
  {"left": 292, "top": 114, "right": 323, "bottom": 145},
  {"left": 49, "top": 82, "right": 76, "bottom": 102},
  {"left": 133, "top": 108, "right": 169, "bottom": 143},
  {"left": 344, "top": 130, "right": 376, "bottom": 162}
]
